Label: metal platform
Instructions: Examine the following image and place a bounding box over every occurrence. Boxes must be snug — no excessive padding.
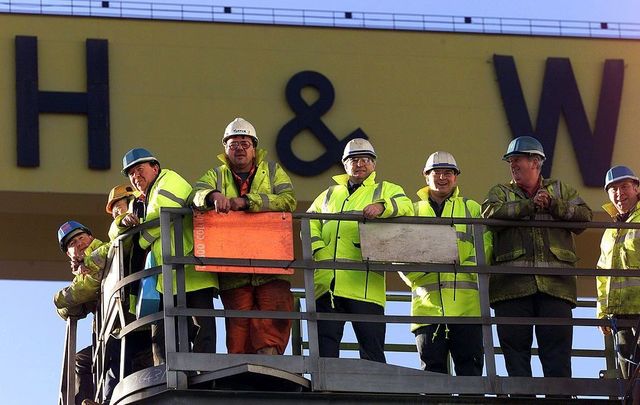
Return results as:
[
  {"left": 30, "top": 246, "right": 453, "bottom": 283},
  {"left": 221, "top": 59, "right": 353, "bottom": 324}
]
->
[{"left": 58, "top": 210, "right": 640, "bottom": 404}]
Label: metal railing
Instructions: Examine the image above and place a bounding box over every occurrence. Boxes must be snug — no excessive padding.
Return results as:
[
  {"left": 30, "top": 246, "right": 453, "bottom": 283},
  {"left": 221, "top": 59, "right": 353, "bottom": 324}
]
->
[
  {"left": 3, "top": 0, "right": 640, "bottom": 40},
  {"left": 59, "top": 208, "right": 640, "bottom": 404}
]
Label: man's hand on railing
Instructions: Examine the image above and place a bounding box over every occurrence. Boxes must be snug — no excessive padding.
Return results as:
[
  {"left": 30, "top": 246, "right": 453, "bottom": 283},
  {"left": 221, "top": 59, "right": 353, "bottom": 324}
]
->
[
  {"left": 207, "top": 191, "right": 231, "bottom": 213},
  {"left": 363, "top": 202, "right": 384, "bottom": 219},
  {"left": 533, "top": 189, "right": 552, "bottom": 210},
  {"left": 120, "top": 213, "right": 140, "bottom": 227}
]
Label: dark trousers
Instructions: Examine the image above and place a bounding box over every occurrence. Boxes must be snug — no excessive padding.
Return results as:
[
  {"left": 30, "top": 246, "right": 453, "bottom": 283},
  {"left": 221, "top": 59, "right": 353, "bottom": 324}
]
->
[
  {"left": 415, "top": 324, "right": 483, "bottom": 375},
  {"left": 103, "top": 330, "right": 153, "bottom": 403},
  {"left": 75, "top": 338, "right": 123, "bottom": 405},
  {"left": 152, "top": 287, "right": 216, "bottom": 365},
  {"left": 315, "top": 293, "right": 386, "bottom": 363},
  {"left": 493, "top": 292, "right": 573, "bottom": 377},
  {"left": 75, "top": 346, "right": 94, "bottom": 405}
]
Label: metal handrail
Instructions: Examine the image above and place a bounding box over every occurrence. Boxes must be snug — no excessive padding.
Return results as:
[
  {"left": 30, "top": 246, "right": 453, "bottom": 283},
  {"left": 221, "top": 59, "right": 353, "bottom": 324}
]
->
[
  {"left": 61, "top": 208, "right": 640, "bottom": 402},
  {"left": 2, "top": 0, "right": 639, "bottom": 40},
  {"left": 58, "top": 317, "right": 78, "bottom": 405}
]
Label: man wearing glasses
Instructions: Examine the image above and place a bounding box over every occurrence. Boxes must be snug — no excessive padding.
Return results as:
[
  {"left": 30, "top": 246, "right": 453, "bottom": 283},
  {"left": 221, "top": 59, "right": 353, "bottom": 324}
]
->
[
  {"left": 307, "top": 138, "right": 413, "bottom": 362},
  {"left": 191, "top": 117, "right": 296, "bottom": 355},
  {"left": 399, "top": 151, "right": 491, "bottom": 376}
]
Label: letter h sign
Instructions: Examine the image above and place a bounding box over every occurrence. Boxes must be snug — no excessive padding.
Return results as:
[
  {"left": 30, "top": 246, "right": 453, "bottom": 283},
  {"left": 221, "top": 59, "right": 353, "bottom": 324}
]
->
[{"left": 15, "top": 36, "right": 110, "bottom": 169}]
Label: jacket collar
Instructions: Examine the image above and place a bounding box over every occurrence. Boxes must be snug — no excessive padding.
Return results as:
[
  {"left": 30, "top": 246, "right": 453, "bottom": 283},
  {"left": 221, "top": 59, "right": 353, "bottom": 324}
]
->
[
  {"left": 602, "top": 198, "right": 640, "bottom": 220},
  {"left": 145, "top": 168, "right": 165, "bottom": 197}
]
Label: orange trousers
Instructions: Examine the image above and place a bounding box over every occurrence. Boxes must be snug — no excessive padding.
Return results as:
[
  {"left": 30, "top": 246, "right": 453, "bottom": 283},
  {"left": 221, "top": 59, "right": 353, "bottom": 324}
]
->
[{"left": 220, "top": 279, "right": 293, "bottom": 354}]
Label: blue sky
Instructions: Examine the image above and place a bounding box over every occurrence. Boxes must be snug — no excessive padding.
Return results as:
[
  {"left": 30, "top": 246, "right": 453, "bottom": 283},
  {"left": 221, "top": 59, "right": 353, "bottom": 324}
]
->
[{"left": 2, "top": 1, "right": 638, "bottom": 403}]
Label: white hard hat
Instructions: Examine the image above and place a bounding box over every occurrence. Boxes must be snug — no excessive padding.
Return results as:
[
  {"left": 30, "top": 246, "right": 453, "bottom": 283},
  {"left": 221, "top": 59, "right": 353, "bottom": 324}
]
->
[
  {"left": 423, "top": 151, "right": 460, "bottom": 174},
  {"left": 222, "top": 117, "right": 258, "bottom": 146},
  {"left": 342, "top": 138, "right": 377, "bottom": 162}
]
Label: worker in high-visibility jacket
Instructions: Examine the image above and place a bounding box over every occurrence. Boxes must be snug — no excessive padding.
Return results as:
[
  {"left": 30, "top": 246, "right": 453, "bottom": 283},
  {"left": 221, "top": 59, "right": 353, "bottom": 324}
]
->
[
  {"left": 105, "top": 183, "right": 139, "bottom": 240},
  {"left": 597, "top": 165, "right": 640, "bottom": 379},
  {"left": 482, "top": 136, "right": 592, "bottom": 379},
  {"left": 399, "top": 151, "right": 491, "bottom": 375},
  {"left": 120, "top": 147, "right": 218, "bottom": 366},
  {"left": 191, "top": 117, "right": 296, "bottom": 355},
  {"left": 55, "top": 221, "right": 108, "bottom": 324},
  {"left": 54, "top": 221, "right": 112, "bottom": 405},
  {"left": 307, "top": 138, "right": 413, "bottom": 363}
]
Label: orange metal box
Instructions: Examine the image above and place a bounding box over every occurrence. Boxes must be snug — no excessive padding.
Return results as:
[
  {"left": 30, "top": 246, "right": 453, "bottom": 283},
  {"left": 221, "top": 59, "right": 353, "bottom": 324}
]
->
[{"left": 193, "top": 210, "right": 294, "bottom": 274}]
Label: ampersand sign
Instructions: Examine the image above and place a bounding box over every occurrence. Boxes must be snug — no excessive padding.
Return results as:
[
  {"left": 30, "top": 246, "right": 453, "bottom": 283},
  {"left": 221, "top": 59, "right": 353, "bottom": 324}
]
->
[{"left": 276, "top": 71, "right": 368, "bottom": 176}]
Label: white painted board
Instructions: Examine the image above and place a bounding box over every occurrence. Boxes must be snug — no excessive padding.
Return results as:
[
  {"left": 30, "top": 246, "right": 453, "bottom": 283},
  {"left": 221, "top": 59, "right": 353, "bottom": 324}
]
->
[{"left": 359, "top": 223, "right": 459, "bottom": 263}]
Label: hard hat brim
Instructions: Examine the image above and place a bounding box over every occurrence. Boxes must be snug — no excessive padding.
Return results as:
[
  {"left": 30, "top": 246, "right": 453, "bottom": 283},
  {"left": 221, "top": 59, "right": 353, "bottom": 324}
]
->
[
  {"left": 605, "top": 175, "right": 640, "bottom": 190},
  {"left": 121, "top": 157, "right": 157, "bottom": 176},
  {"left": 424, "top": 164, "right": 460, "bottom": 175},
  {"left": 222, "top": 134, "right": 259, "bottom": 146},
  {"left": 60, "top": 228, "right": 89, "bottom": 252},
  {"left": 502, "top": 151, "right": 546, "bottom": 161},
  {"left": 342, "top": 152, "right": 377, "bottom": 163}
]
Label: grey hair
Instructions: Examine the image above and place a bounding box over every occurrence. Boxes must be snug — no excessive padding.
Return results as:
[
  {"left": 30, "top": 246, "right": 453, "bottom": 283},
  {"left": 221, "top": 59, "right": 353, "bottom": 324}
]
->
[{"left": 530, "top": 155, "right": 544, "bottom": 170}]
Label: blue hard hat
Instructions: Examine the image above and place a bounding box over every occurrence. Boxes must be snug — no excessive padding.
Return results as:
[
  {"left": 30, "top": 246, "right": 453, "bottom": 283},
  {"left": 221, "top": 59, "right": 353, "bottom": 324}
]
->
[
  {"left": 121, "top": 148, "right": 158, "bottom": 176},
  {"left": 57, "top": 221, "right": 91, "bottom": 252},
  {"left": 502, "top": 136, "right": 546, "bottom": 161},
  {"left": 604, "top": 165, "right": 639, "bottom": 190}
]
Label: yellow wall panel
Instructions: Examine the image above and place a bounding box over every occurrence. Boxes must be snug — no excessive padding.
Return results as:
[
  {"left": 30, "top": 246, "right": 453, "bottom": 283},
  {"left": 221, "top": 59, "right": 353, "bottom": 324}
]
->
[{"left": 0, "top": 14, "right": 637, "bottom": 211}]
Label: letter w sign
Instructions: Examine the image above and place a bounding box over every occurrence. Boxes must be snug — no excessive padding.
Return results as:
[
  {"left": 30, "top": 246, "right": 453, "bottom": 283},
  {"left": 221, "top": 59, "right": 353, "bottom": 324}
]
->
[{"left": 493, "top": 55, "right": 624, "bottom": 187}]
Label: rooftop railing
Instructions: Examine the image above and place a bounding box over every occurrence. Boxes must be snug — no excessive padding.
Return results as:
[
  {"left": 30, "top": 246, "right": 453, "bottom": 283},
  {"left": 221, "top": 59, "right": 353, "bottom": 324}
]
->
[
  {"left": 59, "top": 208, "right": 640, "bottom": 404},
  {"left": 4, "top": 0, "right": 640, "bottom": 40}
]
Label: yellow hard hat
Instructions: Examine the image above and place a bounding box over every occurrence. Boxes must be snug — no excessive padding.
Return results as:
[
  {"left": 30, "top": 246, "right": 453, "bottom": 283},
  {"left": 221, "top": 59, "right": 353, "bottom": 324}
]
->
[{"left": 106, "top": 184, "right": 138, "bottom": 214}]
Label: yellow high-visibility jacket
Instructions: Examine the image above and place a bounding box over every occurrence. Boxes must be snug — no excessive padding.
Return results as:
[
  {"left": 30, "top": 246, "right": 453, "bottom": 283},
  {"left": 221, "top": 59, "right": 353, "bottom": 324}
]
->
[
  {"left": 308, "top": 172, "right": 413, "bottom": 308},
  {"left": 54, "top": 238, "right": 106, "bottom": 320},
  {"left": 140, "top": 168, "right": 218, "bottom": 294},
  {"left": 191, "top": 149, "right": 296, "bottom": 290},
  {"left": 400, "top": 186, "right": 492, "bottom": 332},
  {"left": 597, "top": 200, "right": 640, "bottom": 319}
]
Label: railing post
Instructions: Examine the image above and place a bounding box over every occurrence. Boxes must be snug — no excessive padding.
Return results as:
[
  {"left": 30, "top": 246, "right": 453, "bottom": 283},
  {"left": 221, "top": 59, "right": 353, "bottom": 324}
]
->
[
  {"left": 59, "top": 317, "right": 78, "bottom": 405},
  {"left": 160, "top": 209, "right": 188, "bottom": 389},
  {"left": 172, "top": 210, "right": 190, "bottom": 355},
  {"left": 300, "top": 217, "right": 322, "bottom": 388},
  {"left": 473, "top": 223, "right": 497, "bottom": 394},
  {"left": 291, "top": 295, "right": 302, "bottom": 356}
]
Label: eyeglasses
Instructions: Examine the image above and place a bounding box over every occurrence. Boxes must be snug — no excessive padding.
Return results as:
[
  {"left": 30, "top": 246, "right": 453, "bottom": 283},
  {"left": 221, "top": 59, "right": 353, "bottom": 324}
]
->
[
  {"left": 226, "top": 140, "right": 253, "bottom": 150},
  {"left": 430, "top": 169, "right": 456, "bottom": 178},
  {"left": 346, "top": 156, "right": 374, "bottom": 165}
]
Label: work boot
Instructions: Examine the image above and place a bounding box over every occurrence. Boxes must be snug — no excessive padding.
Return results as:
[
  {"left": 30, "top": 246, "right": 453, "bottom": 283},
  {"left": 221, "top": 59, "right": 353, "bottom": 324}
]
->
[{"left": 81, "top": 399, "right": 101, "bottom": 405}]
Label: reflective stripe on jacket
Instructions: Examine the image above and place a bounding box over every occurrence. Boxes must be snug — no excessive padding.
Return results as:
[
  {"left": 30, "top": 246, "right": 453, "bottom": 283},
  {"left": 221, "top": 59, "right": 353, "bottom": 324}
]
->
[
  {"left": 140, "top": 168, "right": 218, "bottom": 294},
  {"left": 596, "top": 200, "right": 640, "bottom": 318},
  {"left": 191, "top": 149, "right": 296, "bottom": 290},
  {"left": 399, "top": 186, "right": 492, "bottom": 332},
  {"left": 307, "top": 172, "right": 414, "bottom": 307},
  {"left": 482, "top": 177, "right": 592, "bottom": 306}
]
